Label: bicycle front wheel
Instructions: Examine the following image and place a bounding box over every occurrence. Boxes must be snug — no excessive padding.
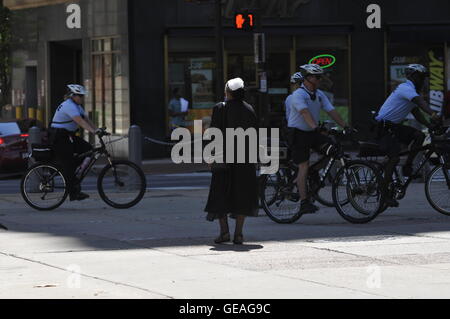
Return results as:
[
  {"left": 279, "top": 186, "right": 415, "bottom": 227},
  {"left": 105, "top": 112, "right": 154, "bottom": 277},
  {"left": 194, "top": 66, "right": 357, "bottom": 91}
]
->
[
  {"left": 21, "top": 163, "right": 68, "bottom": 211},
  {"left": 260, "top": 170, "right": 302, "bottom": 224},
  {"left": 97, "top": 160, "right": 147, "bottom": 209},
  {"left": 332, "top": 161, "right": 383, "bottom": 224},
  {"left": 425, "top": 165, "right": 450, "bottom": 216}
]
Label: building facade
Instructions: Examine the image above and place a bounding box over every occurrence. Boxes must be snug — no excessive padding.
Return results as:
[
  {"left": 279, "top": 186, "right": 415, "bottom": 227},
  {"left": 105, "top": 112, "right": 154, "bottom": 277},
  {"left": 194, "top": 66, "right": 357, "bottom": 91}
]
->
[{"left": 4, "top": 0, "right": 450, "bottom": 158}]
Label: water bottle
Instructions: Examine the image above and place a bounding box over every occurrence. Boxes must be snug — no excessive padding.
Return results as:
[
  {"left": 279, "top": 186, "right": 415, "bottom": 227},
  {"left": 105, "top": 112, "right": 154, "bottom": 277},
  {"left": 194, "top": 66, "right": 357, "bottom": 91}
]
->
[{"left": 76, "top": 157, "right": 91, "bottom": 179}]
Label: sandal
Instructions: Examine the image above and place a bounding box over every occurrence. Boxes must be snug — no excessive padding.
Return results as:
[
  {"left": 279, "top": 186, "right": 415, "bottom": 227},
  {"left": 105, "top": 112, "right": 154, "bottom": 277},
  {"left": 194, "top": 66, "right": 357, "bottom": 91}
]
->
[
  {"left": 233, "top": 234, "right": 244, "bottom": 245},
  {"left": 214, "top": 232, "right": 231, "bottom": 244}
]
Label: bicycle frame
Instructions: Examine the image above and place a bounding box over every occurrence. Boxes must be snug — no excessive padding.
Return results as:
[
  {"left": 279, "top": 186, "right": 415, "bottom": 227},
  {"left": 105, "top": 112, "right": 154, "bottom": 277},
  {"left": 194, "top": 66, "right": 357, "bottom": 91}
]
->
[
  {"left": 392, "top": 142, "right": 450, "bottom": 193},
  {"left": 74, "top": 136, "right": 113, "bottom": 183}
]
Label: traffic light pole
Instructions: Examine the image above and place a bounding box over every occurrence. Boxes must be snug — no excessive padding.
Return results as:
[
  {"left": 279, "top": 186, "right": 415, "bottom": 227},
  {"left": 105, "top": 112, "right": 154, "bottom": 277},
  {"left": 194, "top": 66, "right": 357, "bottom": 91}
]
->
[
  {"left": 215, "top": 0, "right": 224, "bottom": 102},
  {"left": 254, "top": 9, "right": 269, "bottom": 128}
]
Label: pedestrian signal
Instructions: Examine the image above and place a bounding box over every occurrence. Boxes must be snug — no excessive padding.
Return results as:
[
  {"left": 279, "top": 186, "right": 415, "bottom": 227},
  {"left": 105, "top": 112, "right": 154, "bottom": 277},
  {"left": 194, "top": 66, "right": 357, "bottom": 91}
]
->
[{"left": 235, "top": 12, "right": 254, "bottom": 30}]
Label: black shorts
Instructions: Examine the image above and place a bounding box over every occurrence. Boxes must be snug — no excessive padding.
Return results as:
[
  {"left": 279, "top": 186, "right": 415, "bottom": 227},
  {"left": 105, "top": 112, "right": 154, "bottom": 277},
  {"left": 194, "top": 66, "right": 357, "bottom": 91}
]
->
[
  {"left": 291, "top": 129, "right": 332, "bottom": 164},
  {"left": 377, "top": 123, "right": 422, "bottom": 158}
]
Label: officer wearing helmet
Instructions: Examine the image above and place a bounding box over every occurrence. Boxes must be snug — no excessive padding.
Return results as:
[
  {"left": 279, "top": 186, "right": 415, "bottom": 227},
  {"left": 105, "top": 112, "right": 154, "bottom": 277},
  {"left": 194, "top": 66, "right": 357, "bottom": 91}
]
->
[
  {"left": 49, "top": 84, "right": 101, "bottom": 201},
  {"left": 376, "top": 64, "right": 441, "bottom": 207},
  {"left": 288, "top": 64, "right": 350, "bottom": 215},
  {"left": 285, "top": 72, "right": 304, "bottom": 122}
]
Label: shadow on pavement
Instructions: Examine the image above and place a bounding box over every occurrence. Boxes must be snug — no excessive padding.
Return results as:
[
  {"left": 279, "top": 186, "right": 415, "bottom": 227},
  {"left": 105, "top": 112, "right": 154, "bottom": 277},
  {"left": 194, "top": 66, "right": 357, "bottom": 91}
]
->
[
  {"left": 1, "top": 185, "right": 450, "bottom": 252},
  {"left": 209, "top": 244, "right": 264, "bottom": 252}
]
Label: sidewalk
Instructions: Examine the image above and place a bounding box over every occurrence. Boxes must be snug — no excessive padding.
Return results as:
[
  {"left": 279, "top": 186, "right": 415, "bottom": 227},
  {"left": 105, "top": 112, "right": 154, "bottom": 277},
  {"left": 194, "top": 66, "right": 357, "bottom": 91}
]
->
[{"left": 2, "top": 184, "right": 450, "bottom": 299}]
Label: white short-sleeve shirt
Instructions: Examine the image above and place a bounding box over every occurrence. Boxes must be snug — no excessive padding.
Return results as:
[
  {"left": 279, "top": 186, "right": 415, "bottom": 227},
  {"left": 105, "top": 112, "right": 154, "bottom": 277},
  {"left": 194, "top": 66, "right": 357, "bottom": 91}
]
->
[
  {"left": 376, "top": 80, "right": 420, "bottom": 124},
  {"left": 51, "top": 99, "right": 86, "bottom": 132},
  {"left": 287, "top": 86, "right": 335, "bottom": 132}
]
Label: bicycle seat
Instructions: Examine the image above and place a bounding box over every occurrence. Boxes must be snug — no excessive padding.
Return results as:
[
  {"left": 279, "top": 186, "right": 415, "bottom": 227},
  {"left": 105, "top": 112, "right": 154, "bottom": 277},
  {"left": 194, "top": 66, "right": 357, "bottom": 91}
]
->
[{"left": 358, "top": 141, "right": 387, "bottom": 157}]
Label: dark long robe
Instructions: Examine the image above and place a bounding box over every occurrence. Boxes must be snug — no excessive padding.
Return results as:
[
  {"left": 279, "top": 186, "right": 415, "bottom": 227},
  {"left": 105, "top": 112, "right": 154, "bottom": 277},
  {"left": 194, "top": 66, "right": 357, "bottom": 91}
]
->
[{"left": 204, "top": 99, "right": 260, "bottom": 221}]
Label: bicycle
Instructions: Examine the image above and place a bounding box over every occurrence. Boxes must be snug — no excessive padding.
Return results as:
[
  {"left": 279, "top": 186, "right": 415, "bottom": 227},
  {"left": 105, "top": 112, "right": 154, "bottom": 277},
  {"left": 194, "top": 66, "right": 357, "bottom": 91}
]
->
[
  {"left": 334, "top": 125, "right": 450, "bottom": 223},
  {"left": 21, "top": 129, "right": 147, "bottom": 211},
  {"left": 260, "top": 127, "right": 379, "bottom": 224}
]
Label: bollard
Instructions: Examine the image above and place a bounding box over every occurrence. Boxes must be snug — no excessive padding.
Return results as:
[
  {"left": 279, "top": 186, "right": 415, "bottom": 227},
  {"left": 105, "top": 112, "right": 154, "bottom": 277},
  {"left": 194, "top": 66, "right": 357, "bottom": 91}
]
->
[
  {"left": 128, "top": 125, "right": 143, "bottom": 191},
  {"left": 28, "top": 127, "right": 42, "bottom": 192},
  {"left": 129, "top": 125, "right": 143, "bottom": 168}
]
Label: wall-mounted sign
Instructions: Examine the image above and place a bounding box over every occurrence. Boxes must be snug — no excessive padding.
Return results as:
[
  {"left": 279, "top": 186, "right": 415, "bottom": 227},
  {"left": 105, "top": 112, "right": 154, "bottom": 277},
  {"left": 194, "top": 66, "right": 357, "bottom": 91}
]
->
[
  {"left": 428, "top": 48, "right": 445, "bottom": 114},
  {"left": 309, "top": 54, "right": 336, "bottom": 69}
]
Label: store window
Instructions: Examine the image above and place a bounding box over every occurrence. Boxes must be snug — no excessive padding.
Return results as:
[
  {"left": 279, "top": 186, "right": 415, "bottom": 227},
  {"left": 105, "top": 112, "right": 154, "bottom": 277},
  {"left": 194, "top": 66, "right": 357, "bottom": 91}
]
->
[
  {"left": 92, "top": 37, "right": 124, "bottom": 134},
  {"left": 167, "top": 35, "right": 218, "bottom": 133},
  {"left": 387, "top": 43, "right": 447, "bottom": 116},
  {"left": 296, "top": 35, "right": 350, "bottom": 123}
]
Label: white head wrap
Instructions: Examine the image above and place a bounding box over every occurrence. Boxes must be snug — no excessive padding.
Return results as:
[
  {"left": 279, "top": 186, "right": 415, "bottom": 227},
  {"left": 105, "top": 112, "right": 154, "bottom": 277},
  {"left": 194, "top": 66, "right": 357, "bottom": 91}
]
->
[{"left": 225, "top": 78, "right": 245, "bottom": 91}]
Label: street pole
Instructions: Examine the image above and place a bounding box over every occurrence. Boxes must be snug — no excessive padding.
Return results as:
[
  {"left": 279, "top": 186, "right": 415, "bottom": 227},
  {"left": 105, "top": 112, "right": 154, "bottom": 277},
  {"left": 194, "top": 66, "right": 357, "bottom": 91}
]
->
[
  {"left": 254, "top": 8, "right": 269, "bottom": 128},
  {"left": 215, "top": 0, "right": 224, "bottom": 102}
]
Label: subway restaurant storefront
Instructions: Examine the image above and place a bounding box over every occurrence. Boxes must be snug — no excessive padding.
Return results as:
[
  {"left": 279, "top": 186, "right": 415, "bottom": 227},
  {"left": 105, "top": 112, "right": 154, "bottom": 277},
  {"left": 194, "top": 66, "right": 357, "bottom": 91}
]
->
[{"left": 387, "top": 27, "right": 449, "bottom": 117}]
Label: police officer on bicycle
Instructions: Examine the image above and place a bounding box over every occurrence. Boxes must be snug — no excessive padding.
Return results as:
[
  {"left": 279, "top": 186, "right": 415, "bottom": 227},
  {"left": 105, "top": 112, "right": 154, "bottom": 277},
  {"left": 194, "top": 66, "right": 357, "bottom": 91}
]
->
[
  {"left": 288, "top": 64, "right": 351, "bottom": 215},
  {"left": 285, "top": 72, "right": 304, "bottom": 123},
  {"left": 375, "top": 64, "right": 441, "bottom": 207},
  {"left": 49, "top": 84, "right": 103, "bottom": 201}
]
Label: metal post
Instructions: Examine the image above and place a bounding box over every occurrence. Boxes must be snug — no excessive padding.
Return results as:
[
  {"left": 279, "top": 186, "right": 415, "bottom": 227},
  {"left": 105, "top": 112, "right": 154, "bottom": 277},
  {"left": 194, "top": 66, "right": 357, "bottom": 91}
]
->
[
  {"left": 215, "top": 0, "right": 224, "bottom": 101},
  {"left": 28, "top": 126, "right": 42, "bottom": 192},
  {"left": 128, "top": 125, "right": 143, "bottom": 191},
  {"left": 129, "top": 125, "right": 142, "bottom": 167}
]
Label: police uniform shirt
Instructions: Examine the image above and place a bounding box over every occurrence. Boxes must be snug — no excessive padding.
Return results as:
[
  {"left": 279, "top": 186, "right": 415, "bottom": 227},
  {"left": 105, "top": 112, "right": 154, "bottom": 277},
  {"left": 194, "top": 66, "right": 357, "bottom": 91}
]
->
[
  {"left": 51, "top": 99, "right": 86, "bottom": 132},
  {"left": 376, "top": 80, "right": 420, "bottom": 124},
  {"left": 288, "top": 86, "right": 335, "bottom": 132},
  {"left": 285, "top": 94, "right": 293, "bottom": 122}
]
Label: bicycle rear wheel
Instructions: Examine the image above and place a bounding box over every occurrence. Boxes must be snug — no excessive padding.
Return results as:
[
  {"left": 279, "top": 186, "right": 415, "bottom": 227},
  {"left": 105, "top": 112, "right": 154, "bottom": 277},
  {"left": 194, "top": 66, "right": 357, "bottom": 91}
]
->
[
  {"left": 21, "top": 163, "right": 68, "bottom": 211},
  {"left": 332, "top": 161, "right": 384, "bottom": 224},
  {"left": 425, "top": 165, "right": 450, "bottom": 216},
  {"left": 260, "top": 169, "right": 302, "bottom": 224},
  {"left": 97, "top": 160, "right": 147, "bottom": 209}
]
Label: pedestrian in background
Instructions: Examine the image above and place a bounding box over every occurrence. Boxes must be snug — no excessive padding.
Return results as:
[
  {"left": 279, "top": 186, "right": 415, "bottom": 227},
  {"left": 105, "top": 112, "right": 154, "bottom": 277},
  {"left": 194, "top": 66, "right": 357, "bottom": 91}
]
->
[
  {"left": 168, "top": 88, "right": 189, "bottom": 130},
  {"left": 205, "top": 78, "right": 259, "bottom": 245}
]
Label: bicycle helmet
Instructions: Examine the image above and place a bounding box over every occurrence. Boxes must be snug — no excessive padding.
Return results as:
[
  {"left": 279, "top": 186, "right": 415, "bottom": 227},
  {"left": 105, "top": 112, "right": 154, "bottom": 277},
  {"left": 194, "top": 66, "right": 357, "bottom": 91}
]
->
[
  {"left": 405, "top": 64, "right": 429, "bottom": 78},
  {"left": 290, "top": 72, "right": 304, "bottom": 84},
  {"left": 67, "top": 84, "right": 87, "bottom": 96},
  {"left": 299, "top": 64, "right": 324, "bottom": 77}
]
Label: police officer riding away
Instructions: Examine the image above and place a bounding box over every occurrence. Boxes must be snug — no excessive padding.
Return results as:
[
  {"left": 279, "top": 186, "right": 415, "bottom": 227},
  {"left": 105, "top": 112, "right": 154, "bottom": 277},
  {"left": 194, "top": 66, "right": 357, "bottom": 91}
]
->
[
  {"left": 288, "top": 64, "right": 351, "bottom": 215},
  {"left": 49, "top": 84, "right": 103, "bottom": 201},
  {"left": 375, "top": 64, "right": 441, "bottom": 208}
]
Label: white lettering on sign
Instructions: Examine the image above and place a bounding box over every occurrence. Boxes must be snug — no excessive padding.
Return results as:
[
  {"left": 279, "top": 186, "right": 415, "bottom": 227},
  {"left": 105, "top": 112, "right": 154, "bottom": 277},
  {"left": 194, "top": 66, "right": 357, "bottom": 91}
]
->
[
  {"left": 66, "top": 4, "right": 81, "bottom": 29},
  {"left": 366, "top": 4, "right": 381, "bottom": 29},
  {"left": 429, "top": 50, "right": 445, "bottom": 113}
]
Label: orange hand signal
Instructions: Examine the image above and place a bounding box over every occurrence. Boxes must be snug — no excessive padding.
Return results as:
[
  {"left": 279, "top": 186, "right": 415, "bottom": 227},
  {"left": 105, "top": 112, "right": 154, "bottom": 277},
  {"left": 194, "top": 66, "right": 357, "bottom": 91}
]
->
[{"left": 235, "top": 14, "right": 245, "bottom": 29}]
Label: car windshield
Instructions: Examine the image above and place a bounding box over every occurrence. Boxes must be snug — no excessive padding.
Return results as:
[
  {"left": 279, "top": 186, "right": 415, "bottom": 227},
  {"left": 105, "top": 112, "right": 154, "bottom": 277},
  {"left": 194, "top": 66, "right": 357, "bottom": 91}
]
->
[{"left": 0, "top": 122, "right": 21, "bottom": 137}]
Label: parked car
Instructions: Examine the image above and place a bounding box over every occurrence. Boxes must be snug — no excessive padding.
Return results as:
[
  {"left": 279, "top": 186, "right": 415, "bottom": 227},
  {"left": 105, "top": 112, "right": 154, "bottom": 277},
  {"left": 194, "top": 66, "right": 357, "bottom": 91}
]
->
[{"left": 0, "top": 121, "right": 29, "bottom": 175}]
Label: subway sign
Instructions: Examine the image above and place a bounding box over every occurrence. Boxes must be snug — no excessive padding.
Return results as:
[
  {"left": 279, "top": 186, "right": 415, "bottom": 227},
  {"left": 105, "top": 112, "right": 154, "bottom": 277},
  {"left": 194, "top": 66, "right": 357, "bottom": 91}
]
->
[{"left": 309, "top": 54, "right": 336, "bottom": 69}]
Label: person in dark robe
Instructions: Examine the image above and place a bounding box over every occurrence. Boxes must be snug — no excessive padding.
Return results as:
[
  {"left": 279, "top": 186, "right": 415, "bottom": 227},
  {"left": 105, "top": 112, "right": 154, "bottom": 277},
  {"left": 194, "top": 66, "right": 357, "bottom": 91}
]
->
[{"left": 205, "top": 78, "right": 259, "bottom": 245}]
